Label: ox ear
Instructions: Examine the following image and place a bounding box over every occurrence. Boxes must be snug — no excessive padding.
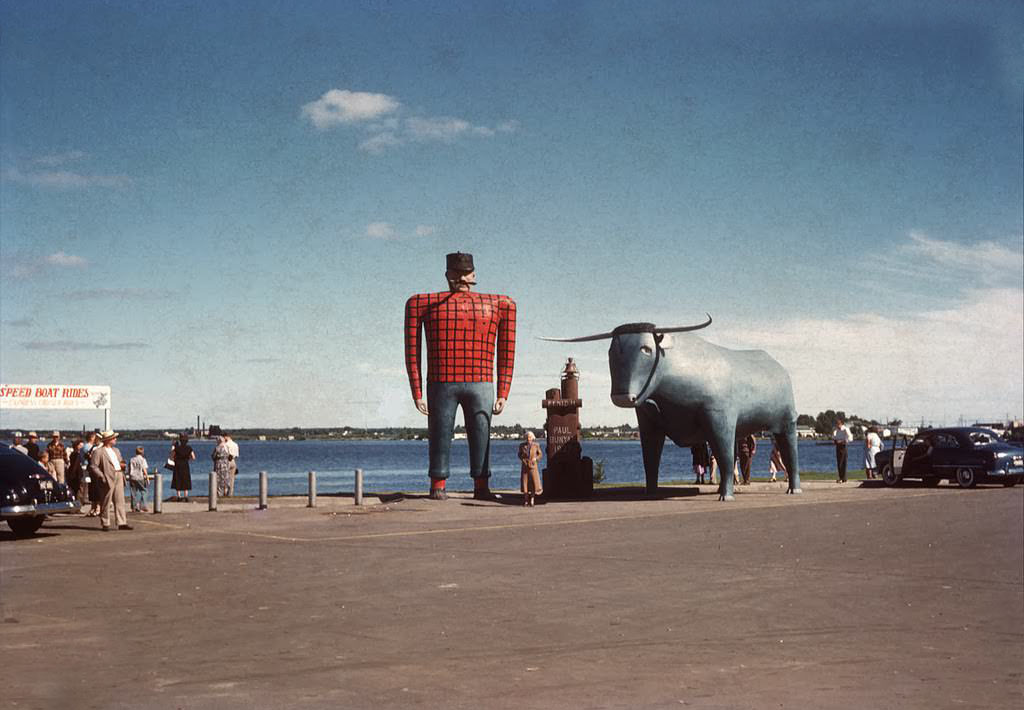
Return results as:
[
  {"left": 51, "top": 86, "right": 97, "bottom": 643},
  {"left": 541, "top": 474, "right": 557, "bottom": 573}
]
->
[{"left": 658, "top": 333, "right": 673, "bottom": 350}]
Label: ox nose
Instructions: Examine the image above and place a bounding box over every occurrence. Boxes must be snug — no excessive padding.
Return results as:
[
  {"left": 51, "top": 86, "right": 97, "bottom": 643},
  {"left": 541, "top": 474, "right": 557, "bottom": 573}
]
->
[{"left": 611, "top": 393, "right": 637, "bottom": 408}]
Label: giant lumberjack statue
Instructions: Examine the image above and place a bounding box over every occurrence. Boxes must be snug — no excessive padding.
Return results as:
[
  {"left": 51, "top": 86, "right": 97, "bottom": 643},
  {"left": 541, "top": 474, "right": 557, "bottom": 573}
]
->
[{"left": 404, "top": 252, "right": 517, "bottom": 500}]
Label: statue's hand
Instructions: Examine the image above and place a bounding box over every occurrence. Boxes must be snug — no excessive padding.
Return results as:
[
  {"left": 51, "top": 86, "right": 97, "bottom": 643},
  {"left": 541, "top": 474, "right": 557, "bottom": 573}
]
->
[
  {"left": 415, "top": 399, "right": 429, "bottom": 416},
  {"left": 492, "top": 397, "right": 506, "bottom": 415}
]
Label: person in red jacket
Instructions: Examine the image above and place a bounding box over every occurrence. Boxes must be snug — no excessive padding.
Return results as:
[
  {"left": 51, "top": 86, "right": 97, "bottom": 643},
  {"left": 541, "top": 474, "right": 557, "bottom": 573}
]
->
[{"left": 405, "top": 252, "right": 516, "bottom": 500}]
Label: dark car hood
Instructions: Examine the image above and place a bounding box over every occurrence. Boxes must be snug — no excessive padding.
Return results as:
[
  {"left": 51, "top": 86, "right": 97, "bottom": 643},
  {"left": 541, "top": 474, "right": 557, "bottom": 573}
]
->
[{"left": 0, "top": 445, "right": 55, "bottom": 485}]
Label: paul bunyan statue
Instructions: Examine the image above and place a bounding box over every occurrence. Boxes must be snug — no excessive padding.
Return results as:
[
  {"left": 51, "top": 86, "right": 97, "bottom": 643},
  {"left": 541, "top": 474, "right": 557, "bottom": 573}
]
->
[{"left": 404, "top": 252, "right": 517, "bottom": 500}]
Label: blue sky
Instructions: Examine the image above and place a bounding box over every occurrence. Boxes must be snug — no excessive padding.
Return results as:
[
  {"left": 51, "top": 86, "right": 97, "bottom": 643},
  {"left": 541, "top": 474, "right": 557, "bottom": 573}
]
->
[{"left": 1, "top": 0, "right": 1022, "bottom": 431}]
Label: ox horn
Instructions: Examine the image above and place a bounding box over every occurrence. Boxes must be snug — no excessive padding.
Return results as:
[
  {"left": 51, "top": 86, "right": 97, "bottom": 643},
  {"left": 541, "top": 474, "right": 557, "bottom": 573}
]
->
[
  {"left": 539, "top": 314, "right": 712, "bottom": 342},
  {"left": 655, "top": 313, "right": 712, "bottom": 334}
]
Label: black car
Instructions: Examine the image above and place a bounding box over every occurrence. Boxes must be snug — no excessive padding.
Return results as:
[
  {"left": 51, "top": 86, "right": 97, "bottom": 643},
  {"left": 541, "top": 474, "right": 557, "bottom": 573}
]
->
[
  {"left": 1, "top": 444, "right": 81, "bottom": 536},
  {"left": 877, "top": 427, "right": 1024, "bottom": 489}
]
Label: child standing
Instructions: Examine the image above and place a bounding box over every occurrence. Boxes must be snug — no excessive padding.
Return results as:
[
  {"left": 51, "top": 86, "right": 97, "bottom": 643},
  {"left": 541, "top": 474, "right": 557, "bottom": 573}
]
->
[{"left": 128, "top": 446, "right": 150, "bottom": 512}]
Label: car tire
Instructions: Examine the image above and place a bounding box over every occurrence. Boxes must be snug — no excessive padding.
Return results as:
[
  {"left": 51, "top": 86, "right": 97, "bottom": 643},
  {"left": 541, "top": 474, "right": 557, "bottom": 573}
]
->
[
  {"left": 7, "top": 516, "right": 45, "bottom": 537},
  {"left": 1003, "top": 477, "right": 1018, "bottom": 488},
  {"left": 955, "top": 467, "right": 977, "bottom": 489},
  {"left": 923, "top": 476, "right": 941, "bottom": 487},
  {"left": 881, "top": 464, "right": 899, "bottom": 487}
]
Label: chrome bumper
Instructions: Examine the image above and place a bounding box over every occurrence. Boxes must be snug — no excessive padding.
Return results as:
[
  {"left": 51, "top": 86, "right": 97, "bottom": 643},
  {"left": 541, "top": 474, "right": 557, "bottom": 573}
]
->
[{"left": 1, "top": 500, "right": 81, "bottom": 518}]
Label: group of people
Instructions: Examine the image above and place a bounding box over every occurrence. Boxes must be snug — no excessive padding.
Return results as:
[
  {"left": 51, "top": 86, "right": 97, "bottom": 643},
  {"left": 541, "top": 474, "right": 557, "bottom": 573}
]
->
[
  {"left": 8, "top": 429, "right": 241, "bottom": 528},
  {"left": 833, "top": 418, "right": 885, "bottom": 482},
  {"left": 164, "top": 433, "right": 239, "bottom": 501},
  {"left": 689, "top": 436, "right": 790, "bottom": 486}
]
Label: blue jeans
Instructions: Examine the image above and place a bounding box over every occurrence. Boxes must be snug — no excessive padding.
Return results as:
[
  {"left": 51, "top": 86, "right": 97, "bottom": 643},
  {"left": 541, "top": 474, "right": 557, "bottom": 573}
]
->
[{"left": 427, "top": 381, "right": 494, "bottom": 481}]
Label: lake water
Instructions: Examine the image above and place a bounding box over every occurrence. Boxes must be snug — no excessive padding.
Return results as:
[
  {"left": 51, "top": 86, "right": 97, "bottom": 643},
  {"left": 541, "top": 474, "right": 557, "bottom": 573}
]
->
[{"left": 116, "top": 438, "right": 866, "bottom": 496}]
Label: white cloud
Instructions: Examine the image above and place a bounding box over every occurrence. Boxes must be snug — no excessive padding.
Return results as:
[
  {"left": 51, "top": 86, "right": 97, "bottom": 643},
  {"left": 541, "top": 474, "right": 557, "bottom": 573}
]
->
[
  {"left": 33, "top": 150, "right": 88, "bottom": 166},
  {"left": 906, "top": 230, "right": 1024, "bottom": 275},
  {"left": 4, "top": 168, "right": 130, "bottom": 189},
  {"left": 302, "top": 89, "right": 400, "bottom": 129},
  {"left": 301, "top": 88, "right": 516, "bottom": 152},
  {"left": 405, "top": 116, "right": 471, "bottom": 141},
  {"left": 414, "top": 225, "right": 436, "bottom": 237},
  {"left": 359, "top": 132, "right": 403, "bottom": 154},
  {"left": 713, "top": 286, "right": 1023, "bottom": 422},
  {"left": 44, "top": 251, "right": 88, "bottom": 267},
  {"left": 366, "top": 222, "right": 396, "bottom": 239}
]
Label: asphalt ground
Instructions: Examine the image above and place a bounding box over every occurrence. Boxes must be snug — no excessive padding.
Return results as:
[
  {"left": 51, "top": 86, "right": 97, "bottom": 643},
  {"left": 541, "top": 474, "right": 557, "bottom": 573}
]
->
[{"left": 1, "top": 481, "right": 1022, "bottom": 709}]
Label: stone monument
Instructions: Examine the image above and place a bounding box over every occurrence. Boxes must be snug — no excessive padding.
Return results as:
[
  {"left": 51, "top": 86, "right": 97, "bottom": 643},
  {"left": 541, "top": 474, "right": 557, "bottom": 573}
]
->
[{"left": 541, "top": 358, "right": 593, "bottom": 499}]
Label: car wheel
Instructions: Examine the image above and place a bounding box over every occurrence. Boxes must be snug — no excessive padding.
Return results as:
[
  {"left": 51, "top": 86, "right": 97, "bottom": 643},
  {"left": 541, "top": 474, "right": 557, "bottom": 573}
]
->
[
  {"left": 955, "top": 467, "right": 977, "bottom": 489},
  {"left": 923, "top": 476, "right": 941, "bottom": 487},
  {"left": 881, "top": 464, "right": 899, "bottom": 487},
  {"left": 7, "top": 516, "right": 45, "bottom": 537},
  {"left": 1003, "top": 477, "right": 1018, "bottom": 488}
]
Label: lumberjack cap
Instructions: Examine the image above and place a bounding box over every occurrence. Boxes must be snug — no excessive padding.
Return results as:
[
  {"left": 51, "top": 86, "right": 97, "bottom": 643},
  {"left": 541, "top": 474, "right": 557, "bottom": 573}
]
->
[{"left": 446, "top": 252, "right": 474, "bottom": 272}]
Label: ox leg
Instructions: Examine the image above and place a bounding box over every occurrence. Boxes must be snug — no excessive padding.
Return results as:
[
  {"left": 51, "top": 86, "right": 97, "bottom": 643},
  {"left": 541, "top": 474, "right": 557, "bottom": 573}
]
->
[
  {"left": 706, "top": 417, "right": 737, "bottom": 501},
  {"left": 776, "top": 425, "right": 801, "bottom": 494},
  {"left": 637, "top": 407, "right": 665, "bottom": 496}
]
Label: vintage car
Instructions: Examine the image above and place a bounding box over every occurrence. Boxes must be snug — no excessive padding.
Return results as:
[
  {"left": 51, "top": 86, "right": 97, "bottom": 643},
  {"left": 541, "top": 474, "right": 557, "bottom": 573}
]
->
[
  {"left": 1, "top": 444, "right": 80, "bottom": 536},
  {"left": 877, "top": 427, "right": 1024, "bottom": 489}
]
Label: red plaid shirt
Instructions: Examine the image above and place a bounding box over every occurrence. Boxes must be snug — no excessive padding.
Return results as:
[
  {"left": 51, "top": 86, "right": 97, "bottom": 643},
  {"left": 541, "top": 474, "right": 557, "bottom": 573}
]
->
[{"left": 404, "top": 291, "right": 517, "bottom": 401}]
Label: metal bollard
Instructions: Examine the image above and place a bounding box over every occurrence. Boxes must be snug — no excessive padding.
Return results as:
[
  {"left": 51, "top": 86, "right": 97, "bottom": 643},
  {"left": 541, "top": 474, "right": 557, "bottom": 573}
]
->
[
  {"left": 258, "top": 471, "right": 268, "bottom": 509},
  {"left": 154, "top": 473, "right": 163, "bottom": 514},
  {"left": 355, "top": 468, "right": 363, "bottom": 506},
  {"left": 208, "top": 472, "right": 217, "bottom": 511},
  {"left": 308, "top": 470, "right": 317, "bottom": 508}
]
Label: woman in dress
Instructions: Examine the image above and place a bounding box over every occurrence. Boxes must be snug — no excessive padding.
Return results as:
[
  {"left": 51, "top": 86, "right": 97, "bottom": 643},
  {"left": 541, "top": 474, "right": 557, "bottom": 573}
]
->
[
  {"left": 212, "top": 436, "right": 232, "bottom": 497},
  {"left": 518, "top": 430, "right": 544, "bottom": 507},
  {"left": 864, "top": 427, "right": 883, "bottom": 479},
  {"left": 172, "top": 434, "right": 195, "bottom": 502}
]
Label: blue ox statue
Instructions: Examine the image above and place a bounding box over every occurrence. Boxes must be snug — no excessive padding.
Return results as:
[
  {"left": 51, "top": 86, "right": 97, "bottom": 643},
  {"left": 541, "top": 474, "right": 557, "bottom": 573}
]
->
[{"left": 543, "top": 315, "right": 800, "bottom": 501}]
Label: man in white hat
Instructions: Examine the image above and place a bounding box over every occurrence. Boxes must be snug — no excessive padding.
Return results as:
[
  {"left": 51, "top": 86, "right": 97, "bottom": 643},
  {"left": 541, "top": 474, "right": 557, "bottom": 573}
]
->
[
  {"left": 46, "top": 431, "right": 68, "bottom": 485},
  {"left": 92, "top": 430, "right": 131, "bottom": 531},
  {"left": 11, "top": 432, "right": 28, "bottom": 455}
]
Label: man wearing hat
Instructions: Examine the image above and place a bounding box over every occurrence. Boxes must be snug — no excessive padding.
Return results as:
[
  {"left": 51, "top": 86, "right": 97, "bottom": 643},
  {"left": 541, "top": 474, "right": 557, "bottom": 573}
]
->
[
  {"left": 11, "top": 432, "right": 28, "bottom": 455},
  {"left": 46, "top": 431, "right": 68, "bottom": 485},
  {"left": 25, "top": 431, "right": 40, "bottom": 462},
  {"left": 90, "top": 430, "right": 131, "bottom": 531},
  {"left": 404, "top": 252, "right": 517, "bottom": 499}
]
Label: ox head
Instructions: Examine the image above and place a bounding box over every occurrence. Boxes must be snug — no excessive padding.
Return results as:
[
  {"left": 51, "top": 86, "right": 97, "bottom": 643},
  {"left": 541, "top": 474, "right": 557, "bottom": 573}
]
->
[{"left": 541, "top": 315, "right": 712, "bottom": 408}]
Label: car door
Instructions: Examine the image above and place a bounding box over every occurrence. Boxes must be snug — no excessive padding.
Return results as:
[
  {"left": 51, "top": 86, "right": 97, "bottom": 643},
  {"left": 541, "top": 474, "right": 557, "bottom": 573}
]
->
[
  {"left": 928, "top": 433, "right": 961, "bottom": 478},
  {"left": 903, "top": 435, "right": 933, "bottom": 478}
]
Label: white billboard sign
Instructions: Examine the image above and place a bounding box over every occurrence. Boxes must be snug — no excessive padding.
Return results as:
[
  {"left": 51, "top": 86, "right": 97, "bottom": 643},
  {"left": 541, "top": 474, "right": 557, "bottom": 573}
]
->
[{"left": 0, "top": 384, "right": 111, "bottom": 410}]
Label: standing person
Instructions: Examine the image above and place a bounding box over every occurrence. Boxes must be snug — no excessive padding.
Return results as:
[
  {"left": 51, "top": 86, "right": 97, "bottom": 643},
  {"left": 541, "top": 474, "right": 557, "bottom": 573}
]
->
[
  {"left": 737, "top": 433, "right": 756, "bottom": 485},
  {"left": 93, "top": 430, "right": 130, "bottom": 531},
  {"left": 691, "top": 442, "right": 711, "bottom": 484},
  {"left": 37, "top": 449, "right": 51, "bottom": 472},
  {"left": 518, "top": 430, "right": 543, "bottom": 507},
  {"left": 769, "top": 440, "right": 788, "bottom": 483},
  {"left": 25, "top": 431, "right": 40, "bottom": 461},
  {"left": 46, "top": 431, "right": 68, "bottom": 485},
  {"left": 84, "top": 432, "right": 103, "bottom": 516},
  {"left": 171, "top": 434, "right": 194, "bottom": 502},
  {"left": 864, "top": 426, "right": 883, "bottom": 480},
  {"left": 833, "top": 418, "right": 853, "bottom": 483},
  {"left": 11, "top": 432, "right": 28, "bottom": 455},
  {"left": 404, "top": 252, "right": 517, "bottom": 500},
  {"left": 224, "top": 434, "right": 239, "bottom": 496},
  {"left": 127, "top": 446, "right": 150, "bottom": 512},
  {"left": 66, "top": 438, "right": 87, "bottom": 502},
  {"left": 212, "top": 436, "right": 232, "bottom": 498}
]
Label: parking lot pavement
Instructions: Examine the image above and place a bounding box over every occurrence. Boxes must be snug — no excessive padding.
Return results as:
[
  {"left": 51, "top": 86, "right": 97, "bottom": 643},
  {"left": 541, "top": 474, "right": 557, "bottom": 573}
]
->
[{"left": 2, "top": 484, "right": 1022, "bottom": 709}]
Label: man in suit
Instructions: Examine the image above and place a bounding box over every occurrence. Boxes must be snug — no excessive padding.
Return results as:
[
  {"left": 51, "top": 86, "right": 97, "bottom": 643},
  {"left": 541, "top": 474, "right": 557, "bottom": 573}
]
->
[{"left": 91, "top": 430, "right": 132, "bottom": 531}]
